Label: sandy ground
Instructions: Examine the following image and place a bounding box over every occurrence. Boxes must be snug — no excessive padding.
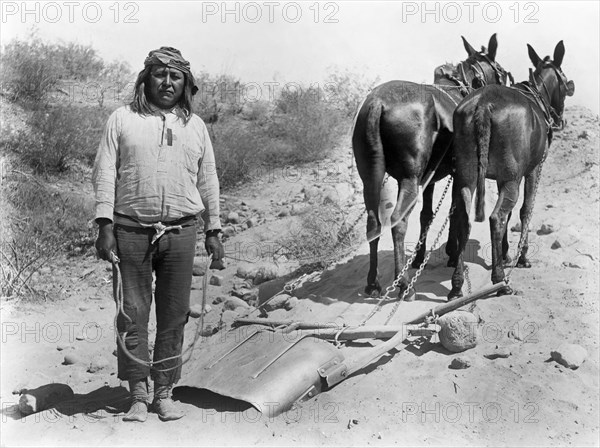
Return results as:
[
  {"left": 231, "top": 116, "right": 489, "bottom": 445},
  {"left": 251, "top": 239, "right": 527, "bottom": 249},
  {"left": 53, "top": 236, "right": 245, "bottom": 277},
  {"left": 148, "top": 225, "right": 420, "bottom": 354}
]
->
[{"left": 1, "top": 106, "right": 598, "bottom": 447}]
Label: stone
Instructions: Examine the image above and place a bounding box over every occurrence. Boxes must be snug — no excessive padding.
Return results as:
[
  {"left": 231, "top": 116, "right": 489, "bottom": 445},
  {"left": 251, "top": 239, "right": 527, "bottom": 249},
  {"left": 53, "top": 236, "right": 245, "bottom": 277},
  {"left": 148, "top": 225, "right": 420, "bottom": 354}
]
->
[
  {"left": 262, "top": 294, "right": 292, "bottom": 312},
  {"left": 277, "top": 208, "right": 290, "bottom": 217},
  {"left": 63, "top": 352, "right": 84, "bottom": 365},
  {"left": 192, "top": 257, "right": 207, "bottom": 276},
  {"left": 212, "top": 296, "right": 225, "bottom": 304},
  {"left": 290, "top": 203, "right": 310, "bottom": 216},
  {"left": 78, "top": 304, "right": 90, "bottom": 312},
  {"left": 510, "top": 222, "right": 522, "bottom": 232},
  {"left": 437, "top": 311, "right": 479, "bottom": 353},
  {"left": 484, "top": 347, "right": 512, "bottom": 359},
  {"left": 222, "top": 226, "right": 236, "bottom": 237},
  {"left": 189, "top": 304, "right": 211, "bottom": 318},
  {"left": 226, "top": 212, "right": 240, "bottom": 224},
  {"left": 537, "top": 223, "right": 555, "bottom": 235},
  {"left": 246, "top": 218, "right": 257, "bottom": 228},
  {"left": 209, "top": 275, "right": 224, "bottom": 286},
  {"left": 284, "top": 296, "right": 299, "bottom": 310},
  {"left": 224, "top": 297, "right": 250, "bottom": 311},
  {"left": 18, "top": 384, "right": 75, "bottom": 416},
  {"left": 237, "top": 264, "right": 257, "bottom": 279},
  {"left": 449, "top": 357, "right": 471, "bottom": 369},
  {"left": 56, "top": 343, "right": 72, "bottom": 351},
  {"left": 551, "top": 343, "right": 587, "bottom": 369},
  {"left": 551, "top": 239, "right": 562, "bottom": 249},
  {"left": 253, "top": 263, "right": 280, "bottom": 285},
  {"left": 87, "top": 356, "right": 110, "bottom": 373}
]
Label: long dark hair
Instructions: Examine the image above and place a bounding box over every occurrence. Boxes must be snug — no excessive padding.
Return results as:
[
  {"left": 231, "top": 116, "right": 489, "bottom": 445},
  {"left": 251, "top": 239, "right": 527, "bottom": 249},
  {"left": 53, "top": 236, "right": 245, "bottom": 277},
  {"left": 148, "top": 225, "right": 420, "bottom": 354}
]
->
[{"left": 129, "top": 65, "right": 195, "bottom": 124}]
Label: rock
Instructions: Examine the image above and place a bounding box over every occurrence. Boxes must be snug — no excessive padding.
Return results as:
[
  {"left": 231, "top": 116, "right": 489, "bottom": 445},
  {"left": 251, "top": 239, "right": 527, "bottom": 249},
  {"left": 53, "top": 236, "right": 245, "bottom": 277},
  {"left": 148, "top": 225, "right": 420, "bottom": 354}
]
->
[
  {"left": 78, "top": 304, "right": 90, "bottom": 312},
  {"left": 551, "top": 239, "right": 562, "bottom": 249},
  {"left": 551, "top": 343, "right": 587, "bottom": 369},
  {"left": 277, "top": 208, "right": 290, "bottom": 217},
  {"left": 63, "top": 352, "right": 84, "bottom": 365},
  {"left": 302, "top": 186, "right": 320, "bottom": 202},
  {"left": 200, "top": 323, "right": 220, "bottom": 337},
  {"left": 437, "top": 311, "right": 479, "bottom": 353},
  {"left": 484, "top": 347, "right": 512, "bottom": 359},
  {"left": 290, "top": 203, "right": 310, "bottom": 216},
  {"left": 18, "top": 384, "right": 75, "bottom": 416},
  {"left": 262, "top": 294, "right": 297, "bottom": 311},
  {"left": 189, "top": 304, "right": 211, "bottom": 318},
  {"left": 253, "top": 263, "right": 280, "bottom": 285},
  {"left": 241, "top": 204, "right": 249, "bottom": 212},
  {"left": 209, "top": 274, "right": 224, "bottom": 286},
  {"left": 285, "top": 296, "right": 299, "bottom": 310},
  {"left": 192, "top": 257, "right": 207, "bottom": 276},
  {"left": 246, "top": 218, "right": 257, "bottom": 228},
  {"left": 226, "top": 212, "right": 240, "bottom": 224},
  {"left": 537, "top": 223, "right": 555, "bottom": 235},
  {"left": 222, "top": 226, "right": 236, "bottom": 237},
  {"left": 56, "top": 343, "right": 72, "bottom": 351},
  {"left": 449, "top": 357, "right": 471, "bottom": 369},
  {"left": 87, "top": 356, "right": 110, "bottom": 373},
  {"left": 224, "top": 297, "right": 250, "bottom": 311},
  {"left": 510, "top": 222, "right": 522, "bottom": 232},
  {"left": 221, "top": 310, "right": 239, "bottom": 324},
  {"left": 212, "top": 296, "right": 225, "bottom": 304}
]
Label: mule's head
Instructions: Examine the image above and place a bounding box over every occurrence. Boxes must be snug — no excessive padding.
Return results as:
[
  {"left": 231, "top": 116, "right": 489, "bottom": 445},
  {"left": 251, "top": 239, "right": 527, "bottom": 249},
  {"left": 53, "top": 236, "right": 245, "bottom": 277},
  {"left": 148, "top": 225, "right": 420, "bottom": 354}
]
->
[
  {"left": 458, "top": 33, "right": 512, "bottom": 90},
  {"left": 528, "top": 41, "right": 575, "bottom": 128}
]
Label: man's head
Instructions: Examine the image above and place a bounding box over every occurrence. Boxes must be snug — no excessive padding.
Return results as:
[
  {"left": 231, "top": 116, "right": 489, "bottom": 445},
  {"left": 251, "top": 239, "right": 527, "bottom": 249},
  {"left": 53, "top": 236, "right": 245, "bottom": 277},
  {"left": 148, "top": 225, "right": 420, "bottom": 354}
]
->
[{"left": 131, "top": 47, "right": 197, "bottom": 120}]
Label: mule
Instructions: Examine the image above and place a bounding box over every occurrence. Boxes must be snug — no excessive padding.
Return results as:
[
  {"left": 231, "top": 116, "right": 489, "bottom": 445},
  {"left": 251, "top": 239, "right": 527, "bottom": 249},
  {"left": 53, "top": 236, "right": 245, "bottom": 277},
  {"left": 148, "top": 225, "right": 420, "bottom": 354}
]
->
[
  {"left": 448, "top": 41, "right": 575, "bottom": 299},
  {"left": 352, "top": 34, "right": 510, "bottom": 298}
]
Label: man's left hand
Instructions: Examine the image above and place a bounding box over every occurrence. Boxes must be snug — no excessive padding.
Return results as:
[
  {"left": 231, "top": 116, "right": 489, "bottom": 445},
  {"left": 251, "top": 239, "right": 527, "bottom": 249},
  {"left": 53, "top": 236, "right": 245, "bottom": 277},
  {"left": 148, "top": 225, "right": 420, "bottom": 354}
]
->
[{"left": 205, "top": 233, "right": 225, "bottom": 270}]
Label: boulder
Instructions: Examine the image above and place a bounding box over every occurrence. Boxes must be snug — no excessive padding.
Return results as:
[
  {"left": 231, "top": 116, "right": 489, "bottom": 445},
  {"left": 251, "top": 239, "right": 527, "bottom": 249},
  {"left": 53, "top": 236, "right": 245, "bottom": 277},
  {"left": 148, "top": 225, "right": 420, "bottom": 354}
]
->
[{"left": 437, "top": 311, "right": 479, "bottom": 353}]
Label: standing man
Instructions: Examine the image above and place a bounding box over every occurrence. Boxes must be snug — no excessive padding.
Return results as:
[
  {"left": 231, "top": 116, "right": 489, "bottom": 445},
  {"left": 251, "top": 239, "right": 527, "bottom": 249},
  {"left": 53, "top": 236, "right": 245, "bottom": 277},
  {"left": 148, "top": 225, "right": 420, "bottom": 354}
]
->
[{"left": 93, "top": 47, "right": 224, "bottom": 422}]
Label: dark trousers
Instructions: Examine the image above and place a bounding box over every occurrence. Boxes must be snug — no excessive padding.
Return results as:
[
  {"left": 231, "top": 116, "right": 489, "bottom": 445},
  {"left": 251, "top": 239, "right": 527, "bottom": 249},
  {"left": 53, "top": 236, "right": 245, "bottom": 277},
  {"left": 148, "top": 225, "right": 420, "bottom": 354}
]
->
[{"left": 113, "top": 222, "right": 196, "bottom": 385}]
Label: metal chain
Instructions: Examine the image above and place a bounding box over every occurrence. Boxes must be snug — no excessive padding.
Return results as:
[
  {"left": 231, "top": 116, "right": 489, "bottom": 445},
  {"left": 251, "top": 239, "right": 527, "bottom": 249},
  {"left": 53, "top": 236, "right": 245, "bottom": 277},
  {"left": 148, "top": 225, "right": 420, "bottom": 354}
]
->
[
  {"left": 359, "top": 175, "right": 454, "bottom": 326},
  {"left": 384, "top": 199, "right": 456, "bottom": 325},
  {"left": 504, "top": 149, "right": 547, "bottom": 283},
  {"left": 464, "top": 264, "right": 472, "bottom": 295}
]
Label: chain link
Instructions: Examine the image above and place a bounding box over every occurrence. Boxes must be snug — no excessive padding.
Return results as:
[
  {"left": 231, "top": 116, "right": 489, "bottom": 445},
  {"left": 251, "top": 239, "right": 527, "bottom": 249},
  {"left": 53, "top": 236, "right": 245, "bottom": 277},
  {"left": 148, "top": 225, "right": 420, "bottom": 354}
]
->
[
  {"left": 359, "top": 175, "right": 454, "bottom": 326},
  {"left": 464, "top": 264, "right": 472, "bottom": 295}
]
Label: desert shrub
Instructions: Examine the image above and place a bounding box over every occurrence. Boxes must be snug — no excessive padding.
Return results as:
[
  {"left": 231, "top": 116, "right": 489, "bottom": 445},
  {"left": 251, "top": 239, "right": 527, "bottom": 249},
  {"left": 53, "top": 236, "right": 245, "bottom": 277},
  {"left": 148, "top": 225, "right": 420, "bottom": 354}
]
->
[
  {"left": 1, "top": 173, "right": 95, "bottom": 299},
  {"left": 4, "top": 104, "right": 110, "bottom": 174},
  {"left": 276, "top": 202, "right": 363, "bottom": 266},
  {"left": 325, "top": 68, "right": 380, "bottom": 117}
]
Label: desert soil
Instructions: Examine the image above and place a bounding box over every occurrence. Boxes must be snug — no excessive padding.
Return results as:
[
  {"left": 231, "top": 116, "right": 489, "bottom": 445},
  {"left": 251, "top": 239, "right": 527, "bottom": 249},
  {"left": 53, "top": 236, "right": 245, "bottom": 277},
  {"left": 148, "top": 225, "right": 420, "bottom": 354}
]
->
[{"left": 1, "top": 105, "right": 598, "bottom": 447}]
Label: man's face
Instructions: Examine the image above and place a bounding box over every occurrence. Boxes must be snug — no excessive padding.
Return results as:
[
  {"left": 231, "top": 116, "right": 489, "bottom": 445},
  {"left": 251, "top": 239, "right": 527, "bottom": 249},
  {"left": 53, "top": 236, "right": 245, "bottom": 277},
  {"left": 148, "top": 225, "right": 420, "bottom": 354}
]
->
[{"left": 147, "top": 65, "right": 185, "bottom": 109}]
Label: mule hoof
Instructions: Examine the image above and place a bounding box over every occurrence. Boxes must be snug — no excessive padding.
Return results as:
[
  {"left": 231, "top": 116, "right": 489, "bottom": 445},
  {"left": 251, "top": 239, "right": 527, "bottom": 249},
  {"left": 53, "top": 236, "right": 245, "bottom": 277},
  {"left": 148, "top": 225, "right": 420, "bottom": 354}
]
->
[
  {"left": 447, "top": 289, "right": 463, "bottom": 301},
  {"left": 516, "top": 260, "right": 532, "bottom": 268},
  {"left": 365, "top": 283, "right": 381, "bottom": 297},
  {"left": 496, "top": 285, "right": 513, "bottom": 296}
]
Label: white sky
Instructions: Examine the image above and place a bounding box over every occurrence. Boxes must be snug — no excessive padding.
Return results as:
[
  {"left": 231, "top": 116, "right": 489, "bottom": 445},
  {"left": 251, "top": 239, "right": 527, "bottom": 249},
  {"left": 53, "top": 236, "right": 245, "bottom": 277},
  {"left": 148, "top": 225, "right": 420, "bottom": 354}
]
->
[{"left": 1, "top": 1, "right": 598, "bottom": 113}]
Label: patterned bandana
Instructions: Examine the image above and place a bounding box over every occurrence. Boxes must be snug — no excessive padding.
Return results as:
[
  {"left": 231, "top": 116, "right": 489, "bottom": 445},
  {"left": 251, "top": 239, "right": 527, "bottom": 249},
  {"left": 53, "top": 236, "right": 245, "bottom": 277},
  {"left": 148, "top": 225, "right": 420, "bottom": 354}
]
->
[{"left": 144, "top": 46, "right": 198, "bottom": 95}]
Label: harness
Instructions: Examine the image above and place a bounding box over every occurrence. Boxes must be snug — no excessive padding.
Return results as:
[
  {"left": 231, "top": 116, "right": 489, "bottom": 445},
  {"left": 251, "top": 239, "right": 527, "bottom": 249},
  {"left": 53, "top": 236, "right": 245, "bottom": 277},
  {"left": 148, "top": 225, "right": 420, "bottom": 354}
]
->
[{"left": 513, "top": 62, "right": 570, "bottom": 134}]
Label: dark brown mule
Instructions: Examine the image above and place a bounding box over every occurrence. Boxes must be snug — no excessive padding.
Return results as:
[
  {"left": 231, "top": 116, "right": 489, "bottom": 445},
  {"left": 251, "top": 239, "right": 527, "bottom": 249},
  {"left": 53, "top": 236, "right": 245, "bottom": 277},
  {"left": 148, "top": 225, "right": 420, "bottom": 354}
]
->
[
  {"left": 352, "top": 34, "right": 510, "bottom": 298},
  {"left": 449, "top": 41, "right": 575, "bottom": 299}
]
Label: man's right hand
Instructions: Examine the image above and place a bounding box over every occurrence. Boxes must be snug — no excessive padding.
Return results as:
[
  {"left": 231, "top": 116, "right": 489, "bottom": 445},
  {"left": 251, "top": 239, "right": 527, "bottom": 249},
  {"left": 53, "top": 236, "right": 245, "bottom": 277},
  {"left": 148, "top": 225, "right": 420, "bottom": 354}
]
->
[{"left": 95, "top": 219, "right": 117, "bottom": 262}]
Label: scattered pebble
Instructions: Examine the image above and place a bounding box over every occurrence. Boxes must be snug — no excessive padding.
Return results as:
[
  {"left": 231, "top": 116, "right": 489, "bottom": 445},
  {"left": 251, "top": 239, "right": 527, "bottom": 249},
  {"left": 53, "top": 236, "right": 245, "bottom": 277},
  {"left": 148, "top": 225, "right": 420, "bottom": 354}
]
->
[
  {"left": 189, "top": 304, "right": 212, "bottom": 318},
  {"left": 226, "top": 212, "right": 240, "bottom": 224},
  {"left": 485, "top": 347, "right": 512, "bottom": 359},
  {"left": 551, "top": 343, "right": 587, "bottom": 370},
  {"left": 192, "top": 257, "right": 207, "bottom": 276},
  {"left": 212, "top": 296, "right": 225, "bottom": 304},
  {"left": 253, "top": 264, "right": 279, "bottom": 285},
  {"left": 551, "top": 239, "right": 562, "bottom": 249},
  {"left": 78, "top": 304, "right": 90, "bottom": 312},
  {"left": 537, "top": 223, "right": 555, "bottom": 235},
  {"left": 449, "top": 357, "right": 471, "bottom": 369},
  {"left": 63, "top": 353, "right": 84, "bottom": 365},
  {"left": 262, "top": 294, "right": 292, "bottom": 312},
  {"left": 209, "top": 274, "right": 224, "bottom": 286},
  {"left": 224, "top": 297, "right": 250, "bottom": 311},
  {"left": 87, "top": 356, "right": 110, "bottom": 373}
]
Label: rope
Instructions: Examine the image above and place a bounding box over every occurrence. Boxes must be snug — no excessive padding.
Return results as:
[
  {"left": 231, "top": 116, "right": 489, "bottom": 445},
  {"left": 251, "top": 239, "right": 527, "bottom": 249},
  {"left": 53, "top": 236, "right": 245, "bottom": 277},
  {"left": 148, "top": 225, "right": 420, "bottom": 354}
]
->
[{"left": 110, "top": 252, "right": 209, "bottom": 372}]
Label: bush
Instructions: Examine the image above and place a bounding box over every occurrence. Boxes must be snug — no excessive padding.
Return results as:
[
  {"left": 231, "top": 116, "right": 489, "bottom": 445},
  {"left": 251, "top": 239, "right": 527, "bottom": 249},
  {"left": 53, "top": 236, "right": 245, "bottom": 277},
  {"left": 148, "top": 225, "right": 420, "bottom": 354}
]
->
[{"left": 3, "top": 104, "right": 110, "bottom": 174}]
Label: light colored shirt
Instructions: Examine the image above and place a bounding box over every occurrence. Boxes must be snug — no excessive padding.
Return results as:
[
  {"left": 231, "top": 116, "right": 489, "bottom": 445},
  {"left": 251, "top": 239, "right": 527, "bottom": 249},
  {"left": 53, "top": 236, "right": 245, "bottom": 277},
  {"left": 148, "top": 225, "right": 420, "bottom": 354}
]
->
[{"left": 92, "top": 105, "right": 221, "bottom": 232}]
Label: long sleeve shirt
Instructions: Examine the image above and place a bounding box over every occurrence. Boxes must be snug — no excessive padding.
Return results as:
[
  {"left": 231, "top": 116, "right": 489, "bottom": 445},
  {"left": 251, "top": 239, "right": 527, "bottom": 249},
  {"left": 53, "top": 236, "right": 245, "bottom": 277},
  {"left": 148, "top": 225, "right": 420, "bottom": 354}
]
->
[{"left": 92, "top": 105, "right": 221, "bottom": 232}]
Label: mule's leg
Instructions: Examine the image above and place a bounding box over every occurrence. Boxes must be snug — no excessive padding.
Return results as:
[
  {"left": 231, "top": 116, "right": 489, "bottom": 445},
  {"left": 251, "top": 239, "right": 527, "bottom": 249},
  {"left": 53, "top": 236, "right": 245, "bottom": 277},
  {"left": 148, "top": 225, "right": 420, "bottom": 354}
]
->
[
  {"left": 502, "top": 211, "right": 513, "bottom": 266},
  {"left": 391, "top": 178, "right": 419, "bottom": 300},
  {"left": 446, "top": 181, "right": 461, "bottom": 267},
  {"left": 517, "top": 170, "right": 538, "bottom": 268},
  {"left": 489, "top": 180, "right": 519, "bottom": 295},
  {"left": 448, "top": 186, "right": 473, "bottom": 300},
  {"left": 364, "top": 182, "right": 384, "bottom": 296},
  {"left": 412, "top": 183, "right": 434, "bottom": 268}
]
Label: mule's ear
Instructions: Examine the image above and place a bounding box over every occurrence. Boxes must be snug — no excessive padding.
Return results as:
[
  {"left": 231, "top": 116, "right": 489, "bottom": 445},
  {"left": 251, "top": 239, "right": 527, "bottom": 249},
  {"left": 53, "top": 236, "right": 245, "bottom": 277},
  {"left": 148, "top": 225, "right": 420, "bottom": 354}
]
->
[
  {"left": 553, "top": 40, "right": 565, "bottom": 68},
  {"left": 487, "top": 34, "right": 498, "bottom": 61},
  {"left": 566, "top": 80, "right": 575, "bottom": 97},
  {"left": 462, "top": 36, "right": 476, "bottom": 57},
  {"left": 527, "top": 44, "right": 542, "bottom": 68}
]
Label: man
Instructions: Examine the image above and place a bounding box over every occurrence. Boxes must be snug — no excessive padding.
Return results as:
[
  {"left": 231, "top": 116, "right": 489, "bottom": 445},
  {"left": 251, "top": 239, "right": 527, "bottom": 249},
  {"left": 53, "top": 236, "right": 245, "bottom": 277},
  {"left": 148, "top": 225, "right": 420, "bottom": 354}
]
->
[{"left": 92, "top": 46, "right": 224, "bottom": 422}]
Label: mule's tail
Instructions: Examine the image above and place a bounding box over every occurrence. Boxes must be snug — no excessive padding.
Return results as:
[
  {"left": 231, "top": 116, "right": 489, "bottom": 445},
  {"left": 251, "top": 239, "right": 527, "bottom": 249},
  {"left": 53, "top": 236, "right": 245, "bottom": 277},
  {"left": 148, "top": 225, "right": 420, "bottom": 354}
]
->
[
  {"left": 474, "top": 104, "right": 492, "bottom": 222},
  {"left": 352, "top": 98, "right": 386, "bottom": 241}
]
